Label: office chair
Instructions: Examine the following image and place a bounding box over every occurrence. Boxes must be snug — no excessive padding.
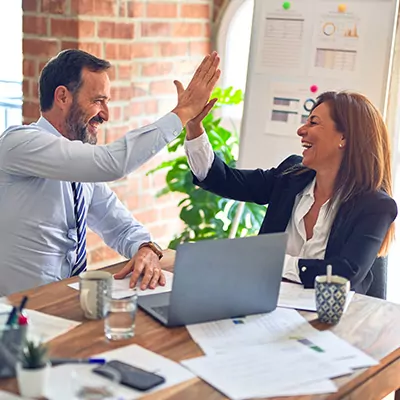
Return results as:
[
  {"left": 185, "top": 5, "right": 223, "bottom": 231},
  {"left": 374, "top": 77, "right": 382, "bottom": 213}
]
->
[{"left": 366, "top": 257, "right": 387, "bottom": 300}]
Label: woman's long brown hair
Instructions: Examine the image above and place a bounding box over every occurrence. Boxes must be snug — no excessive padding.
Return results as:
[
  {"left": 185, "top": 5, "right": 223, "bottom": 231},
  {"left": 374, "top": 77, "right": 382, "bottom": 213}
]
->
[{"left": 310, "top": 91, "right": 394, "bottom": 256}]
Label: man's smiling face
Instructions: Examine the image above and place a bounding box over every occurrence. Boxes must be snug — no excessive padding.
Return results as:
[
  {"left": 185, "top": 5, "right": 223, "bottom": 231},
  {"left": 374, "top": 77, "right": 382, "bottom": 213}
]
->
[{"left": 64, "top": 68, "right": 110, "bottom": 144}]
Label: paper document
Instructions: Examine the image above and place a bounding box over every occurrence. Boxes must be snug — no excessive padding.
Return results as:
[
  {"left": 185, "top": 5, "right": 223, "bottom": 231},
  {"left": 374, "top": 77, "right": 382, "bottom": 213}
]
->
[
  {"left": 68, "top": 270, "right": 173, "bottom": 299},
  {"left": 284, "top": 330, "right": 378, "bottom": 370},
  {"left": 187, "top": 307, "right": 315, "bottom": 355},
  {"left": 274, "top": 380, "right": 337, "bottom": 396},
  {"left": 0, "top": 303, "right": 80, "bottom": 343},
  {"left": 278, "top": 282, "right": 355, "bottom": 312},
  {"left": 182, "top": 342, "right": 349, "bottom": 400},
  {"left": 254, "top": 0, "right": 311, "bottom": 75},
  {"left": 45, "top": 344, "right": 195, "bottom": 400},
  {"left": 186, "top": 307, "right": 377, "bottom": 370}
]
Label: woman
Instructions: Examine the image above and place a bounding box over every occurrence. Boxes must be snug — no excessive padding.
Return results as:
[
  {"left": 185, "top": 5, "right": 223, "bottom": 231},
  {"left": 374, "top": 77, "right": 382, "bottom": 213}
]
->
[{"left": 184, "top": 91, "right": 397, "bottom": 294}]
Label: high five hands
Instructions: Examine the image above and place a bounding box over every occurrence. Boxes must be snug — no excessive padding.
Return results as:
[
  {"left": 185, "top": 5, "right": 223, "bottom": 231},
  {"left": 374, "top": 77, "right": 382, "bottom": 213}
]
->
[{"left": 172, "top": 51, "right": 221, "bottom": 127}]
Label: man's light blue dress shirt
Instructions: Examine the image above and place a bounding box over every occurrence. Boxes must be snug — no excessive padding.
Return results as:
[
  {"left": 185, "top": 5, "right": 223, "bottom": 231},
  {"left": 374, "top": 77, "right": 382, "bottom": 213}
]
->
[{"left": 0, "top": 113, "right": 182, "bottom": 295}]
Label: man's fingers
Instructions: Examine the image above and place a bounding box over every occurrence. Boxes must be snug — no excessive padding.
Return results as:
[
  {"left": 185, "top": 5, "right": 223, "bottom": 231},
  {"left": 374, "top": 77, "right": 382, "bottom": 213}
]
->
[
  {"left": 190, "top": 52, "right": 218, "bottom": 86},
  {"left": 114, "top": 259, "right": 134, "bottom": 279},
  {"left": 149, "top": 269, "right": 161, "bottom": 289},
  {"left": 173, "top": 51, "right": 220, "bottom": 123},
  {"left": 159, "top": 270, "right": 166, "bottom": 286},
  {"left": 140, "top": 267, "right": 154, "bottom": 290},
  {"left": 191, "top": 52, "right": 213, "bottom": 81},
  {"left": 204, "top": 55, "right": 221, "bottom": 85},
  {"left": 129, "top": 262, "right": 144, "bottom": 288},
  {"left": 207, "top": 68, "right": 221, "bottom": 90},
  {"left": 173, "top": 80, "right": 185, "bottom": 96}
]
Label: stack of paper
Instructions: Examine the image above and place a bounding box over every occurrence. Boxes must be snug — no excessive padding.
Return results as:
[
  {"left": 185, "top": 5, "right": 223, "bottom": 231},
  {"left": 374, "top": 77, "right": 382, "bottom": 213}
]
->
[
  {"left": 68, "top": 271, "right": 174, "bottom": 299},
  {"left": 0, "top": 303, "right": 80, "bottom": 343},
  {"left": 184, "top": 308, "right": 377, "bottom": 399},
  {"left": 187, "top": 307, "right": 316, "bottom": 354},
  {"left": 45, "top": 344, "right": 195, "bottom": 400},
  {"left": 278, "top": 282, "right": 355, "bottom": 311},
  {"left": 182, "top": 342, "right": 348, "bottom": 399}
]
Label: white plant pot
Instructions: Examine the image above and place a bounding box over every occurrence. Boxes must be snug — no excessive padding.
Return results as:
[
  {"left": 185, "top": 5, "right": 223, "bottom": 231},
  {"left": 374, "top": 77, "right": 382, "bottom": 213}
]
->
[{"left": 16, "top": 362, "right": 50, "bottom": 398}]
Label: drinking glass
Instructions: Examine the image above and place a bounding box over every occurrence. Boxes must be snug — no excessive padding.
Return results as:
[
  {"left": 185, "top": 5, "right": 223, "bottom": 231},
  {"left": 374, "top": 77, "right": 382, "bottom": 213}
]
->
[{"left": 104, "top": 291, "right": 137, "bottom": 341}]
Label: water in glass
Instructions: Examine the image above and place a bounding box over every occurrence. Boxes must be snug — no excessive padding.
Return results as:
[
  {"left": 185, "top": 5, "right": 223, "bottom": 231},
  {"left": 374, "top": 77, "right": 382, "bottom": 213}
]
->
[{"left": 104, "top": 292, "right": 137, "bottom": 341}]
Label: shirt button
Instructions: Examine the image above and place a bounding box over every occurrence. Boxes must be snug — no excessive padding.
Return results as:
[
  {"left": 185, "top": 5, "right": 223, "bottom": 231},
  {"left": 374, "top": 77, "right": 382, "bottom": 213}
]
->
[
  {"left": 151, "top": 149, "right": 156, "bottom": 154},
  {"left": 67, "top": 229, "right": 77, "bottom": 241},
  {"left": 301, "top": 266, "right": 307, "bottom": 272},
  {"left": 173, "top": 130, "right": 178, "bottom": 136}
]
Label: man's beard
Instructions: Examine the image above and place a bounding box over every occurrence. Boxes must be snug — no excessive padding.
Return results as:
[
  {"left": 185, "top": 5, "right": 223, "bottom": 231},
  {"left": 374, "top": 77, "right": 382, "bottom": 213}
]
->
[{"left": 65, "top": 100, "right": 103, "bottom": 145}]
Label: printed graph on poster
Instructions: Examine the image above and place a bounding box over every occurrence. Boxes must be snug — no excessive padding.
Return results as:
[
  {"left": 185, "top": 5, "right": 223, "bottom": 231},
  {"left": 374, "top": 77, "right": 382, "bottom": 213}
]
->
[
  {"left": 265, "top": 82, "right": 339, "bottom": 137},
  {"left": 309, "top": 2, "right": 363, "bottom": 78}
]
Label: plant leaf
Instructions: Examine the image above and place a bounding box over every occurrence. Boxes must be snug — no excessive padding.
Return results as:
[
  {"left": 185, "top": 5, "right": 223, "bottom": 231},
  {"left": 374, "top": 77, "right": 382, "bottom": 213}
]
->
[{"left": 150, "top": 86, "right": 265, "bottom": 248}]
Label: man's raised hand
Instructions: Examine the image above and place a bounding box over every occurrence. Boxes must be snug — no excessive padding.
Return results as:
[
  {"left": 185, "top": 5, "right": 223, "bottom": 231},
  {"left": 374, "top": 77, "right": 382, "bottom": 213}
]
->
[{"left": 172, "top": 51, "right": 221, "bottom": 127}]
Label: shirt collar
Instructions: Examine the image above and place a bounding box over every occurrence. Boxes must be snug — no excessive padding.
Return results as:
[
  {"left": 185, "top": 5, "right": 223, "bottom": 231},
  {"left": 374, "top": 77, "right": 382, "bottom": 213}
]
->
[
  {"left": 301, "top": 177, "right": 316, "bottom": 200},
  {"left": 35, "top": 116, "right": 62, "bottom": 137},
  {"left": 300, "top": 177, "right": 339, "bottom": 210}
]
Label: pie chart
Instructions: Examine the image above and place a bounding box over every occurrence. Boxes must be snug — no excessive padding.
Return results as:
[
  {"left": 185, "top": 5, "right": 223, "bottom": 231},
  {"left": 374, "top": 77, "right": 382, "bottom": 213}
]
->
[{"left": 323, "top": 22, "right": 336, "bottom": 36}]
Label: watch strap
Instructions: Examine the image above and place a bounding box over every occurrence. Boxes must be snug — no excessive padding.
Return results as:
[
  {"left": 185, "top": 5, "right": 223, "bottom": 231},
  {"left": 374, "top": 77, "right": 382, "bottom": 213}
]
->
[{"left": 138, "top": 241, "right": 163, "bottom": 259}]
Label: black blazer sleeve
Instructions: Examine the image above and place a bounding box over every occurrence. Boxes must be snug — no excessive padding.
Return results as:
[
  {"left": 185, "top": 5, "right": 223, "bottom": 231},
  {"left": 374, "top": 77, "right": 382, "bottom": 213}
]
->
[
  {"left": 299, "top": 193, "right": 397, "bottom": 291},
  {"left": 193, "top": 154, "right": 302, "bottom": 205}
]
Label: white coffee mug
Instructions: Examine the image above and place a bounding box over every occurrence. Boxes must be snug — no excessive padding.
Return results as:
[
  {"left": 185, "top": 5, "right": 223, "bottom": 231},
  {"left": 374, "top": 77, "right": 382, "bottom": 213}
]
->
[{"left": 79, "top": 271, "right": 112, "bottom": 320}]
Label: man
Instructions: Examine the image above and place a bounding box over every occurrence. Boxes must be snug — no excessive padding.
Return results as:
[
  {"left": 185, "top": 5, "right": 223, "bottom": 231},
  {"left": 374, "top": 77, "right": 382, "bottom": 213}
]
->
[{"left": 0, "top": 49, "right": 220, "bottom": 296}]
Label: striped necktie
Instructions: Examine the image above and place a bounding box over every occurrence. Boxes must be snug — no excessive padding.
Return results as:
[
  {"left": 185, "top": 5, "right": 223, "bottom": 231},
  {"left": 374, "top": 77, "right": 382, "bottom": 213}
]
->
[{"left": 71, "top": 182, "right": 87, "bottom": 276}]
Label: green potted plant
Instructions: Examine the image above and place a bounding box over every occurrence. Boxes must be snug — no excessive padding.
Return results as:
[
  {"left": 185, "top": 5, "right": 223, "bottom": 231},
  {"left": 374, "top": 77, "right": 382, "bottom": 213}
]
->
[
  {"left": 148, "top": 87, "right": 266, "bottom": 248},
  {"left": 16, "top": 340, "right": 50, "bottom": 398}
]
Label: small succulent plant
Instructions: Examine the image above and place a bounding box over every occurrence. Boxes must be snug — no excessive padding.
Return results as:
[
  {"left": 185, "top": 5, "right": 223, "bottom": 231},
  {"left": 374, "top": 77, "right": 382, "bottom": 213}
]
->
[{"left": 20, "top": 340, "right": 48, "bottom": 369}]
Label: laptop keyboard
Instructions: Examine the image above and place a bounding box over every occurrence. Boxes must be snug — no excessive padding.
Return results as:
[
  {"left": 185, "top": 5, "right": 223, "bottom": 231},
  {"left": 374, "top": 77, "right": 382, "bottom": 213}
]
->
[{"left": 152, "top": 305, "right": 169, "bottom": 318}]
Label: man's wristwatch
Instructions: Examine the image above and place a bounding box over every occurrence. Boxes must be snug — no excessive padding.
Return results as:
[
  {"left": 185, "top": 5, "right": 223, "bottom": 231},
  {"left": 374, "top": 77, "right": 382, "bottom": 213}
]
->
[{"left": 138, "top": 241, "right": 163, "bottom": 259}]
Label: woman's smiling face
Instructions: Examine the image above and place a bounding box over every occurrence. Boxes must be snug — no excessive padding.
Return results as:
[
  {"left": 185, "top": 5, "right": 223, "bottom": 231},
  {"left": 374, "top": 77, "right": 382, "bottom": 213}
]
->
[{"left": 297, "top": 102, "right": 346, "bottom": 171}]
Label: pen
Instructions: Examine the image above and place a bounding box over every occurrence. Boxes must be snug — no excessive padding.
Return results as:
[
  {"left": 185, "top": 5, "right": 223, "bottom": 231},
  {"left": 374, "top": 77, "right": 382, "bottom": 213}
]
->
[
  {"left": 50, "top": 358, "right": 107, "bottom": 366},
  {"left": 18, "top": 296, "right": 28, "bottom": 313},
  {"left": 5, "top": 306, "right": 17, "bottom": 326}
]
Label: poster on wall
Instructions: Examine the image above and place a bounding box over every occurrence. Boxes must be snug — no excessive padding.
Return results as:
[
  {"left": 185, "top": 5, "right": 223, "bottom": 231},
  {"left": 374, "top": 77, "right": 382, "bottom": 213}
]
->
[
  {"left": 307, "top": 0, "right": 394, "bottom": 80},
  {"left": 311, "top": 10, "right": 361, "bottom": 75},
  {"left": 264, "top": 81, "right": 342, "bottom": 136},
  {"left": 239, "top": 0, "right": 398, "bottom": 169},
  {"left": 254, "top": 0, "right": 313, "bottom": 76}
]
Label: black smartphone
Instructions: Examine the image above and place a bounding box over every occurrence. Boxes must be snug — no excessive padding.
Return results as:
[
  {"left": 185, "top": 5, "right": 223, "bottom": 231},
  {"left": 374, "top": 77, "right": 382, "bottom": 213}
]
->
[{"left": 93, "top": 360, "right": 166, "bottom": 391}]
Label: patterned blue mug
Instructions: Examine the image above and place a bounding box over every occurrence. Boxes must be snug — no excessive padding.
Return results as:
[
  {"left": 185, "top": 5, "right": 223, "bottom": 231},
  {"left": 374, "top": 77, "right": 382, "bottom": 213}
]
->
[{"left": 315, "top": 275, "right": 350, "bottom": 324}]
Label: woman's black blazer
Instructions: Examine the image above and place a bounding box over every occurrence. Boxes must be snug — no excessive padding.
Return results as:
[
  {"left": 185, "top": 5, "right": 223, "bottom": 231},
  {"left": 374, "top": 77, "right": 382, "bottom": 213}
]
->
[{"left": 193, "top": 154, "right": 398, "bottom": 294}]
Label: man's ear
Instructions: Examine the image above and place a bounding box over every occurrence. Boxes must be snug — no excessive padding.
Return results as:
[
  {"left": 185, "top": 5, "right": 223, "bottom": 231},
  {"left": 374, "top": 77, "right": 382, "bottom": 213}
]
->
[{"left": 53, "top": 86, "right": 73, "bottom": 111}]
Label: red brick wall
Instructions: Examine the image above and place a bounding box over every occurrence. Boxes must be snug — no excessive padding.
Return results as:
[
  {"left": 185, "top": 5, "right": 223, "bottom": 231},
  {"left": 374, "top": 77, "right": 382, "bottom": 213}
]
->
[{"left": 22, "top": 0, "right": 219, "bottom": 268}]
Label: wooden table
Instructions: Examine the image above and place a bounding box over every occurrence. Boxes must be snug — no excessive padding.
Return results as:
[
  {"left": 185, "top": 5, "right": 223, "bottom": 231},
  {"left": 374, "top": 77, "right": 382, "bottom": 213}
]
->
[{"left": 2, "top": 261, "right": 400, "bottom": 400}]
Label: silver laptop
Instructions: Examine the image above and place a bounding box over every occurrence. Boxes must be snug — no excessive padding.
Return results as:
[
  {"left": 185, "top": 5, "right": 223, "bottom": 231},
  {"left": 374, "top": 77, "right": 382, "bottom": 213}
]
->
[{"left": 138, "top": 232, "right": 288, "bottom": 327}]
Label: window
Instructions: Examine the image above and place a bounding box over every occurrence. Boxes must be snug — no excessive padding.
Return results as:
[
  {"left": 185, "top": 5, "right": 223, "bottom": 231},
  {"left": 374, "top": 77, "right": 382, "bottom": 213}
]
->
[
  {"left": 0, "top": 0, "right": 22, "bottom": 131},
  {"left": 387, "top": 110, "right": 400, "bottom": 303},
  {"left": 216, "top": 0, "right": 254, "bottom": 133}
]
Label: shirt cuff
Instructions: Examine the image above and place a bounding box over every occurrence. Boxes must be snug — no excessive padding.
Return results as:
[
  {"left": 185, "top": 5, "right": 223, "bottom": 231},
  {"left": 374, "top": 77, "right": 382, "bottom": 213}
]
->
[
  {"left": 184, "top": 131, "right": 210, "bottom": 150},
  {"left": 154, "top": 112, "right": 183, "bottom": 144},
  {"left": 282, "top": 254, "right": 301, "bottom": 283}
]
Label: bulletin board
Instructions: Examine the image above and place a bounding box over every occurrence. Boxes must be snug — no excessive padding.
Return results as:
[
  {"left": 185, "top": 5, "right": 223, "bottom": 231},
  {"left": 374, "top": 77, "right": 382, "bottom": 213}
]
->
[{"left": 238, "top": 0, "right": 399, "bottom": 169}]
